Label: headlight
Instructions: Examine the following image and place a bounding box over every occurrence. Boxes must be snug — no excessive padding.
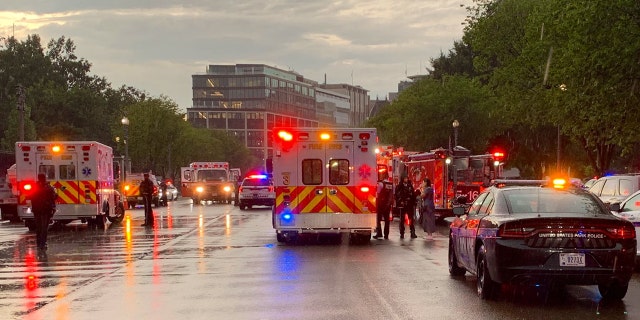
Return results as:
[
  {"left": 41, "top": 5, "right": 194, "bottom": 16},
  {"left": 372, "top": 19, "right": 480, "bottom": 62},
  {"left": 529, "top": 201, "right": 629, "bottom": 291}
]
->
[
  {"left": 196, "top": 186, "right": 204, "bottom": 193},
  {"left": 223, "top": 186, "right": 231, "bottom": 192}
]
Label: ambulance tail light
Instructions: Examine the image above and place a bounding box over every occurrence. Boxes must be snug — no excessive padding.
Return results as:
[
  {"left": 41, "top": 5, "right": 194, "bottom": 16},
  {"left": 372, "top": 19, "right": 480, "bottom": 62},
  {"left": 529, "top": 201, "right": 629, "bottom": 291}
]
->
[
  {"left": 276, "top": 129, "right": 295, "bottom": 151},
  {"left": 20, "top": 180, "right": 36, "bottom": 196},
  {"left": 124, "top": 184, "right": 131, "bottom": 191},
  {"left": 360, "top": 186, "right": 371, "bottom": 193}
]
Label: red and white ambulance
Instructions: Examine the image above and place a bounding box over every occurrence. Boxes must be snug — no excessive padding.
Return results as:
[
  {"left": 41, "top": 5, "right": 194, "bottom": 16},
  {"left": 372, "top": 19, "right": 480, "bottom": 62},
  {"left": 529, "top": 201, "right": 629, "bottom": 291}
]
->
[
  {"left": 180, "top": 162, "right": 235, "bottom": 204},
  {"left": 15, "top": 141, "right": 123, "bottom": 231},
  {"left": 270, "top": 127, "right": 378, "bottom": 243}
]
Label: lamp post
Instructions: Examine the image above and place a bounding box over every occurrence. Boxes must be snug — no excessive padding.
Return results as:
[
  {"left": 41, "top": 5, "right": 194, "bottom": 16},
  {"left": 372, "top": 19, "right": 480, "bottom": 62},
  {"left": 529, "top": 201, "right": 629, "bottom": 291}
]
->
[
  {"left": 452, "top": 120, "right": 459, "bottom": 148},
  {"left": 121, "top": 117, "right": 130, "bottom": 182}
]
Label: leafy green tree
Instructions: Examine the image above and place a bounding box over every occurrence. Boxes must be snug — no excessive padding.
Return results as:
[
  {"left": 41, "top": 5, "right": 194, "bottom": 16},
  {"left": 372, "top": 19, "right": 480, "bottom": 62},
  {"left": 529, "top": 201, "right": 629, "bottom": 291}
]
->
[{"left": 368, "top": 75, "right": 498, "bottom": 154}]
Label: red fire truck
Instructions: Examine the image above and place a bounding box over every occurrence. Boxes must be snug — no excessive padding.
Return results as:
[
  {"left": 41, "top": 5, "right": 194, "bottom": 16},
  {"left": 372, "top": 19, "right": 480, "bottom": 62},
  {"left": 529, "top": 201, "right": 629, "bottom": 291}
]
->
[
  {"left": 401, "top": 146, "right": 504, "bottom": 220},
  {"left": 270, "top": 127, "right": 379, "bottom": 243}
]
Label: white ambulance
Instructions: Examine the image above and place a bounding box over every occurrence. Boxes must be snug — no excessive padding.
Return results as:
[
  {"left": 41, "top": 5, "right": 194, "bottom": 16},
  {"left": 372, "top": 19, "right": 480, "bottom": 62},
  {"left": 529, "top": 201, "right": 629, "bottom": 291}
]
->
[
  {"left": 15, "top": 141, "right": 124, "bottom": 231},
  {"left": 270, "top": 127, "right": 378, "bottom": 243}
]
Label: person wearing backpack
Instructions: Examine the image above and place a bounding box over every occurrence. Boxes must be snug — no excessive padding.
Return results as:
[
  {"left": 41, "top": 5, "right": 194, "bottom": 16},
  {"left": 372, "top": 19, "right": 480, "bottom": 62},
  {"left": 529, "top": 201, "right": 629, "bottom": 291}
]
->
[{"left": 373, "top": 175, "right": 392, "bottom": 240}]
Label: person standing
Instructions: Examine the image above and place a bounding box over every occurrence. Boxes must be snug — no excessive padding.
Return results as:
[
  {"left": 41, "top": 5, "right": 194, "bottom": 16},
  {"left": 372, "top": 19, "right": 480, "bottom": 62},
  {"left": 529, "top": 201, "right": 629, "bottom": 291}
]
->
[
  {"left": 373, "top": 175, "right": 392, "bottom": 240},
  {"left": 395, "top": 175, "right": 417, "bottom": 239},
  {"left": 140, "top": 173, "right": 155, "bottom": 227},
  {"left": 160, "top": 180, "right": 168, "bottom": 206},
  {"left": 30, "top": 173, "right": 57, "bottom": 250},
  {"left": 420, "top": 178, "right": 436, "bottom": 239}
]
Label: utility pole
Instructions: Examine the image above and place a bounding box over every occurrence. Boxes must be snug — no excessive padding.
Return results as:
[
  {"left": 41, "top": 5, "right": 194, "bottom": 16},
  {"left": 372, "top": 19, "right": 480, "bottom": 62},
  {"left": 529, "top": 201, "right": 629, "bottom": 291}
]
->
[{"left": 16, "top": 84, "right": 25, "bottom": 141}]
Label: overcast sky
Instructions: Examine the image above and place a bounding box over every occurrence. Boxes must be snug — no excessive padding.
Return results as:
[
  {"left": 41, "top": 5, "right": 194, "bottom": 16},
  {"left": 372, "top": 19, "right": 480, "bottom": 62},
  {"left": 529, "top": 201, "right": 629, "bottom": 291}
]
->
[{"left": 1, "top": 1, "right": 472, "bottom": 111}]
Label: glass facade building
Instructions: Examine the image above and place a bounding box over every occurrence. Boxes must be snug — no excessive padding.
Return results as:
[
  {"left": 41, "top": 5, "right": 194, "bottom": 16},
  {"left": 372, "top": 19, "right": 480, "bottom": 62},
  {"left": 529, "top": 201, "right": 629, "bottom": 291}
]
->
[{"left": 188, "top": 64, "right": 319, "bottom": 162}]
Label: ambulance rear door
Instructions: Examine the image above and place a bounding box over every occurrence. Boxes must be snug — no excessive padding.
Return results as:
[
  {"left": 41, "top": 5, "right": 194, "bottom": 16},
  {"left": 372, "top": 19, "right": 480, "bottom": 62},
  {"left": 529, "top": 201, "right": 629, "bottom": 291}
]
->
[
  {"left": 37, "top": 149, "right": 80, "bottom": 205},
  {"left": 298, "top": 137, "right": 354, "bottom": 214}
]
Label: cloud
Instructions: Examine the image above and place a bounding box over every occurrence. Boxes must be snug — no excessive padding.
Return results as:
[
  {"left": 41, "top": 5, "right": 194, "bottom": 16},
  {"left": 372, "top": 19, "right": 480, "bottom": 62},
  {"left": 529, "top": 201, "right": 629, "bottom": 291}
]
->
[{"left": 1, "top": 0, "right": 471, "bottom": 108}]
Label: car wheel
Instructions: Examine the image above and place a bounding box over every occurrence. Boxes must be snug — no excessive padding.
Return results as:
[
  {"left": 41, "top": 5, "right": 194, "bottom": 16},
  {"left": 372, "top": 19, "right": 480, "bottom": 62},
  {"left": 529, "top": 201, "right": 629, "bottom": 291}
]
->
[
  {"left": 448, "top": 236, "right": 466, "bottom": 276},
  {"left": 477, "top": 245, "right": 499, "bottom": 300},
  {"left": 276, "top": 232, "right": 285, "bottom": 242},
  {"left": 598, "top": 281, "right": 629, "bottom": 300}
]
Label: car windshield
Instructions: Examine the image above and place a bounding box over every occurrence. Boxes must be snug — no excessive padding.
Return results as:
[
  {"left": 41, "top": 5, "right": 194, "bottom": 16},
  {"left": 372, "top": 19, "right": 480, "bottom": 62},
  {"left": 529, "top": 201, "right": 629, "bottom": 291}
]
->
[
  {"left": 504, "top": 188, "right": 606, "bottom": 215},
  {"left": 243, "top": 178, "right": 270, "bottom": 187}
]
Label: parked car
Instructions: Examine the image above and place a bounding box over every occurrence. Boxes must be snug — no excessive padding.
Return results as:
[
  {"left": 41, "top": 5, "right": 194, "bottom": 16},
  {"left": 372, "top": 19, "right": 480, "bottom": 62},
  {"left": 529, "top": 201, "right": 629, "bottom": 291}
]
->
[
  {"left": 588, "top": 174, "right": 640, "bottom": 205},
  {"left": 238, "top": 174, "right": 275, "bottom": 210},
  {"left": 448, "top": 179, "right": 636, "bottom": 300},
  {"left": 165, "top": 183, "right": 179, "bottom": 201},
  {"left": 609, "top": 190, "right": 640, "bottom": 269}
]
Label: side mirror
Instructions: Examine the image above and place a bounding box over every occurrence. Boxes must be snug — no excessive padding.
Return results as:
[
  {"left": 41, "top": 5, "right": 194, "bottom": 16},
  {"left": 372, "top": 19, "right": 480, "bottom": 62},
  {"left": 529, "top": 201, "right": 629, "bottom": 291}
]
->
[{"left": 609, "top": 202, "right": 621, "bottom": 212}]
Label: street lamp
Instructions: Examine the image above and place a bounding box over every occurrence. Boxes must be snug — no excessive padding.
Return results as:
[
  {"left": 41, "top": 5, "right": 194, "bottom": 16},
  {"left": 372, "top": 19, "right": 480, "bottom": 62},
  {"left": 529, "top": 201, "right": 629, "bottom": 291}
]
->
[
  {"left": 121, "top": 117, "right": 130, "bottom": 181},
  {"left": 452, "top": 120, "right": 459, "bottom": 148}
]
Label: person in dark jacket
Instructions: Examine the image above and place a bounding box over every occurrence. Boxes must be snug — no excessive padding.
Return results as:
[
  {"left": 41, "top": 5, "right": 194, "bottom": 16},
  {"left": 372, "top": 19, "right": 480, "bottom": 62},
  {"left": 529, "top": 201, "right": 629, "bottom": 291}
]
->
[
  {"left": 160, "top": 180, "right": 168, "bottom": 206},
  {"left": 30, "top": 173, "right": 57, "bottom": 250},
  {"left": 140, "top": 173, "right": 155, "bottom": 227},
  {"left": 373, "top": 175, "right": 392, "bottom": 240},
  {"left": 395, "top": 175, "right": 418, "bottom": 239}
]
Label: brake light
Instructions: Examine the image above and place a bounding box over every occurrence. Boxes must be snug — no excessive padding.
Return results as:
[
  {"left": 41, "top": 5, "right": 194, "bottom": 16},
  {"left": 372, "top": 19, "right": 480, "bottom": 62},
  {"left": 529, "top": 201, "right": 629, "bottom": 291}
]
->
[
  {"left": 498, "top": 224, "right": 535, "bottom": 238},
  {"left": 278, "top": 130, "right": 293, "bottom": 141},
  {"left": 23, "top": 183, "right": 33, "bottom": 191},
  {"left": 360, "top": 186, "right": 370, "bottom": 193},
  {"left": 606, "top": 225, "right": 636, "bottom": 240}
]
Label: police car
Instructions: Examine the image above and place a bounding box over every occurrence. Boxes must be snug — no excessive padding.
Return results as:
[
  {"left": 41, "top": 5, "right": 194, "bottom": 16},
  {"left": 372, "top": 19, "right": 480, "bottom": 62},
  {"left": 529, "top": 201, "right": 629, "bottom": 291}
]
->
[{"left": 238, "top": 175, "right": 275, "bottom": 210}]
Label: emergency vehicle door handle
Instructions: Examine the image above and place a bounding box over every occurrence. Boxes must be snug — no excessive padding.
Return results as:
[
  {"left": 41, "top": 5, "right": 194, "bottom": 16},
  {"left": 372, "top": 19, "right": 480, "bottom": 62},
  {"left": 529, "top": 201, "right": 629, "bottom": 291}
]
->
[{"left": 329, "top": 189, "right": 337, "bottom": 195}]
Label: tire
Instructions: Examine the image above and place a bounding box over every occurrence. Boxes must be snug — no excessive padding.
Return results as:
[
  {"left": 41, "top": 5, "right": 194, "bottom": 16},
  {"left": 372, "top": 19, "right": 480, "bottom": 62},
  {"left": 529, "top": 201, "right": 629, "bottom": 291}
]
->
[
  {"left": 239, "top": 204, "right": 246, "bottom": 210},
  {"left": 448, "top": 237, "right": 466, "bottom": 276},
  {"left": 276, "top": 232, "right": 285, "bottom": 242},
  {"left": 192, "top": 197, "right": 200, "bottom": 205},
  {"left": 477, "top": 245, "right": 499, "bottom": 300},
  {"left": 108, "top": 202, "right": 125, "bottom": 223},
  {"left": 598, "top": 281, "right": 629, "bottom": 300}
]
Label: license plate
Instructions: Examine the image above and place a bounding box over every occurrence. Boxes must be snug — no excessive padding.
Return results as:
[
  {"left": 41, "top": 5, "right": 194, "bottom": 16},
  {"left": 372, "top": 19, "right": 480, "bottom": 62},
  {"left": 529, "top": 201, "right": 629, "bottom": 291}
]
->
[
  {"left": 137, "top": 197, "right": 143, "bottom": 200},
  {"left": 560, "top": 253, "right": 585, "bottom": 267}
]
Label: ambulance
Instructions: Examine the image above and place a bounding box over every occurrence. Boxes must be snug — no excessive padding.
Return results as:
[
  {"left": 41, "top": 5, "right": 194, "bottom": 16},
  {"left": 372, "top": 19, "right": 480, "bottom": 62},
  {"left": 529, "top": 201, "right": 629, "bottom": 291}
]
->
[
  {"left": 180, "top": 162, "right": 235, "bottom": 204},
  {"left": 270, "top": 127, "right": 379, "bottom": 243},
  {"left": 15, "top": 141, "right": 124, "bottom": 231}
]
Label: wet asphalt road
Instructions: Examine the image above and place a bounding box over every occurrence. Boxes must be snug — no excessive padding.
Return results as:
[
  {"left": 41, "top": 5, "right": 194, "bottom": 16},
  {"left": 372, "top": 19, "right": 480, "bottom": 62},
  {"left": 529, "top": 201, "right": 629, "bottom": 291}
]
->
[{"left": 0, "top": 199, "right": 639, "bottom": 320}]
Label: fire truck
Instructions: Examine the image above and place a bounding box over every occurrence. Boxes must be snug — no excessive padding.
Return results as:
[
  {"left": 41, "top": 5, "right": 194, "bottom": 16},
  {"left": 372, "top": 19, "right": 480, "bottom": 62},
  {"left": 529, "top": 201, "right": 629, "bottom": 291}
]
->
[
  {"left": 403, "top": 146, "right": 504, "bottom": 220},
  {"left": 14, "top": 141, "right": 124, "bottom": 231},
  {"left": 270, "top": 127, "right": 378, "bottom": 243},
  {"left": 180, "top": 162, "right": 235, "bottom": 204}
]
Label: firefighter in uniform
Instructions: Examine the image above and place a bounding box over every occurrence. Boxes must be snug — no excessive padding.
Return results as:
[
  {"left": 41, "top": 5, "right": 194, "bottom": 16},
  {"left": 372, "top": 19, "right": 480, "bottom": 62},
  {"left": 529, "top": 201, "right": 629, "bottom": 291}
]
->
[
  {"left": 140, "top": 172, "right": 155, "bottom": 227},
  {"left": 395, "top": 175, "right": 418, "bottom": 239}
]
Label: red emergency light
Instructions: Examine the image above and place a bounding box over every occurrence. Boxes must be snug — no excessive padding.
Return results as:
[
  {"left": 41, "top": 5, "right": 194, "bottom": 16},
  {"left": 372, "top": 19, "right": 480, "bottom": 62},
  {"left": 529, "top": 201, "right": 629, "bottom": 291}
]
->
[{"left": 278, "top": 130, "right": 293, "bottom": 142}]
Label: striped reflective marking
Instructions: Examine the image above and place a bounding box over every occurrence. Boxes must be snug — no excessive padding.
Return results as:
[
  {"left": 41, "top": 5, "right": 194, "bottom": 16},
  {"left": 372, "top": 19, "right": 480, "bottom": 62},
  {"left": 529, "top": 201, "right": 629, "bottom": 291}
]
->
[
  {"left": 53, "top": 181, "right": 97, "bottom": 204},
  {"left": 275, "top": 186, "right": 374, "bottom": 214}
]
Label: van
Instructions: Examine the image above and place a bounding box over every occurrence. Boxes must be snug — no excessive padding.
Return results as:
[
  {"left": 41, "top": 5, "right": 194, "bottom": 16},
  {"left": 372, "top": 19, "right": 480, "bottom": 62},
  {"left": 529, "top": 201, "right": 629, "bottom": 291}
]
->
[{"left": 588, "top": 174, "right": 640, "bottom": 205}]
